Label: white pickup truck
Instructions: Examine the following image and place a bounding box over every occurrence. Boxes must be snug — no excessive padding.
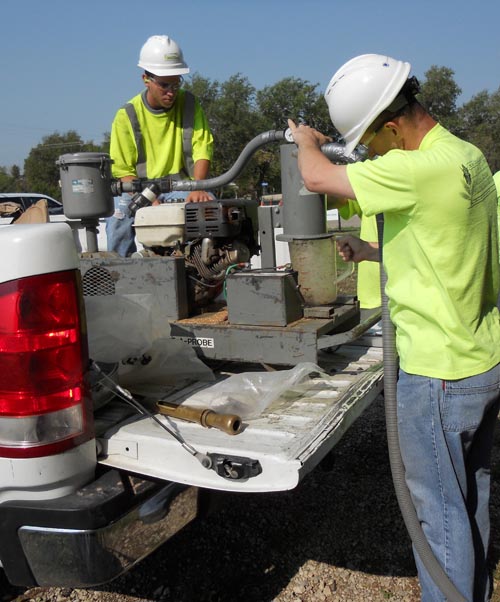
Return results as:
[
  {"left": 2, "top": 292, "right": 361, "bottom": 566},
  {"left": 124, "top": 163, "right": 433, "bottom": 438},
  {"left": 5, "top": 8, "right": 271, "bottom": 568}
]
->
[
  {"left": 0, "top": 221, "right": 383, "bottom": 589},
  {"left": 0, "top": 133, "right": 387, "bottom": 589}
]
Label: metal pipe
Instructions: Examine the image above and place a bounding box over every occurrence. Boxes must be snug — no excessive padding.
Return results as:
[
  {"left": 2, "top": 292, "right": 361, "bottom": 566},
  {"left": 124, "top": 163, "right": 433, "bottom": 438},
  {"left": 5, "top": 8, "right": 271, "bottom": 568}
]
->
[
  {"left": 279, "top": 143, "right": 328, "bottom": 240},
  {"left": 81, "top": 218, "right": 99, "bottom": 253},
  {"left": 317, "top": 308, "right": 382, "bottom": 349},
  {"left": 156, "top": 401, "right": 243, "bottom": 436}
]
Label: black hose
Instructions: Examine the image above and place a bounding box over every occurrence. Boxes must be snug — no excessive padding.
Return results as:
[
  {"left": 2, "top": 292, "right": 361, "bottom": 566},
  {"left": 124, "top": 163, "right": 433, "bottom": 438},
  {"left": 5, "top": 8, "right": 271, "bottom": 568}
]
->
[{"left": 378, "top": 222, "right": 466, "bottom": 602}]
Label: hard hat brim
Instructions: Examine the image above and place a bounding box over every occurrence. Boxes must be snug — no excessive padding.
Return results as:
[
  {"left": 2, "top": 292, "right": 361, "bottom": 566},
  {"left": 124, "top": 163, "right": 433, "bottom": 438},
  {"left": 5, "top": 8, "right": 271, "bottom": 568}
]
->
[{"left": 138, "top": 62, "right": 190, "bottom": 77}]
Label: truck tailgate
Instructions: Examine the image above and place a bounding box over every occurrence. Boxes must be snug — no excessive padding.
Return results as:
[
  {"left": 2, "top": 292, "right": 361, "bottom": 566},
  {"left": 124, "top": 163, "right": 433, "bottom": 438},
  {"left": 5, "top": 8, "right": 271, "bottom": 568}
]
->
[{"left": 97, "top": 341, "right": 383, "bottom": 492}]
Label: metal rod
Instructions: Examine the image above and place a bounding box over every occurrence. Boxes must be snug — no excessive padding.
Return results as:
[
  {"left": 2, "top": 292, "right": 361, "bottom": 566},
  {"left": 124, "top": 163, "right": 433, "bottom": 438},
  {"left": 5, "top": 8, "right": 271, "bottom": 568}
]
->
[{"left": 156, "top": 401, "right": 243, "bottom": 436}]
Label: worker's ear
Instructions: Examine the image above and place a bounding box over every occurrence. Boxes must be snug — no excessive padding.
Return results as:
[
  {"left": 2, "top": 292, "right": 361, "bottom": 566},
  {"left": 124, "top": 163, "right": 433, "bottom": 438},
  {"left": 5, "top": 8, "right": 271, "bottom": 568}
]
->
[
  {"left": 142, "top": 74, "right": 151, "bottom": 86},
  {"left": 383, "top": 120, "right": 403, "bottom": 149}
]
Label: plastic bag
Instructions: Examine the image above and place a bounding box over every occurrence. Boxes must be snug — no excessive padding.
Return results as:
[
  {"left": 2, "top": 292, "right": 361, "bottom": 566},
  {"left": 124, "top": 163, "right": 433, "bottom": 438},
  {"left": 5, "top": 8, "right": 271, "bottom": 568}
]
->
[
  {"left": 118, "top": 337, "right": 215, "bottom": 397},
  {"left": 180, "top": 362, "right": 326, "bottom": 419},
  {"left": 85, "top": 294, "right": 154, "bottom": 363}
]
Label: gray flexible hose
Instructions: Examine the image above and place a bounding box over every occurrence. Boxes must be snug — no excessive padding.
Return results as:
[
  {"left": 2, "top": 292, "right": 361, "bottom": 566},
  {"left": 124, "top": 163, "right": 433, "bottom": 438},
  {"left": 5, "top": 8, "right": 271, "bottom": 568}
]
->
[
  {"left": 172, "top": 130, "right": 287, "bottom": 192},
  {"left": 320, "top": 142, "right": 366, "bottom": 164},
  {"left": 380, "top": 258, "right": 466, "bottom": 602},
  {"left": 171, "top": 130, "right": 364, "bottom": 192}
]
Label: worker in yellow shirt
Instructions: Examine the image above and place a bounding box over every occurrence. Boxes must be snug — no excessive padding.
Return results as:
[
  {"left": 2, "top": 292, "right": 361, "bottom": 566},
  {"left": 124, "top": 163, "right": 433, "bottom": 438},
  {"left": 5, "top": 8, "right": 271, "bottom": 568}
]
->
[
  {"left": 107, "top": 34, "right": 214, "bottom": 256},
  {"left": 328, "top": 197, "right": 381, "bottom": 309},
  {"left": 289, "top": 53, "right": 500, "bottom": 602}
]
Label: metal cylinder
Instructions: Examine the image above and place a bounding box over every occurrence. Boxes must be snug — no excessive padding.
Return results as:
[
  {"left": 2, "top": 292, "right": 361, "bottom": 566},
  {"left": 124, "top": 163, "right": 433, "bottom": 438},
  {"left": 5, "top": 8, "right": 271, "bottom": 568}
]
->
[
  {"left": 57, "top": 152, "right": 114, "bottom": 219},
  {"left": 156, "top": 401, "right": 242, "bottom": 435},
  {"left": 288, "top": 236, "right": 337, "bottom": 306},
  {"left": 277, "top": 144, "right": 328, "bottom": 241}
]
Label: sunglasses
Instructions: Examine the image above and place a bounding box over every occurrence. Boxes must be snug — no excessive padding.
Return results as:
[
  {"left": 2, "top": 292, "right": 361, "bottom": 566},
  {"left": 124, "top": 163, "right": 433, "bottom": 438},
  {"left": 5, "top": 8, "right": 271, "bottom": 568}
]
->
[
  {"left": 146, "top": 76, "right": 183, "bottom": 92},
  {"left": 361, "top": 127, "right": 382, "bottom": 148}
]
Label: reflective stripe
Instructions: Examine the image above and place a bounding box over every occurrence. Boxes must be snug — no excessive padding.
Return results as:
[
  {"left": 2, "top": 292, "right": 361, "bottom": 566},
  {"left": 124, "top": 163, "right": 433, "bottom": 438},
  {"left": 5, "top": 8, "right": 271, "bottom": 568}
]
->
[
  {"left": 123, "top": 103, "right": 146, "bottom": 178},
  {"left": 181, "top": 91, "right": 195, "bottom": 178},
  {"left": 123, "top": 90, "right": 195, "bottom": 179}
]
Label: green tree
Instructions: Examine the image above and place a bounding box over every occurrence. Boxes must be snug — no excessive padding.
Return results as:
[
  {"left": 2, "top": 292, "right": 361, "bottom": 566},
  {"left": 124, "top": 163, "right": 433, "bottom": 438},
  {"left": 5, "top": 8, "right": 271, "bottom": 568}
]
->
[
  {"left": 257, "top": 76, "right": 332, "bottom": 134},
  {"left": 204, "top": 74, "right": 260, "bottom": 196},
  {"left": 0, "top": 165, "right": 24, "bottom": 192},
  {"left": 98, "top": 131, "right": 111, "bottom": 154},
  {"left": 11, "top": 165, "right": 21, "bottom": 181},
  {"left": 10, "top": 165, "right": 25, "bottom": 191},
  {"left": 211, "top": 74, "right": 257, "bottom": 167},
  {"left": 185, "top": 72, "right": 220, "bottom": 119},
  {"left": 457, "top": 88, "right": 500, "bottom": 172},
  {"left": 0, "top": 167, "right": 14, "bottom": 192},
  {"left": 184, "top": 74, "right": 341, "bottom": 196},
  {"left": 418, "top": 66, "right": 462, "bottom": 132},
  {"left": 24, "top": 131, "right": 100, "bottom": 200},
  {"left": 256, "top": 77, "right": 333, "bottom": 193},
  {"left": 185, "top": 73, "right": 256, "bottom": 196}
]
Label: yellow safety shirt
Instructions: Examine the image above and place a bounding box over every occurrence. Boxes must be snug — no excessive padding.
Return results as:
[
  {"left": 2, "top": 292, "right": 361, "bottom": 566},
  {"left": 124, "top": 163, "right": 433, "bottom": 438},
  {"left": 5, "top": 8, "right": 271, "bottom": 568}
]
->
[
  {"left": 110, "top": 89, "right": 213, "bottom": 179},
  {"left": 347, "top": 124, "right": 500, "bottom": 379},
  {"left": 339, "top": 200, "right": 381, "bottom": 309}
]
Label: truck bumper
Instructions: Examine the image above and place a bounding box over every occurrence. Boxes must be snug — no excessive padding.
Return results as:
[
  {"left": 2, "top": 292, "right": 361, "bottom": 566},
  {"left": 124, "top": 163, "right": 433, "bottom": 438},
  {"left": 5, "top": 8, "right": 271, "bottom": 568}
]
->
[{"left": 0, "top": 468, "right": 199, "bottom": 587}]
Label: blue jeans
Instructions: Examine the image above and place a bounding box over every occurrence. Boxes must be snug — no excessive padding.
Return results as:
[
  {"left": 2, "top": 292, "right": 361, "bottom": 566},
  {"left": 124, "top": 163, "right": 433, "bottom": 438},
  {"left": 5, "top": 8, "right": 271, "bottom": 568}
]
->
[
  {"left": 105, "top": 191, "right": 193, "bottom": 257},
  {"left": 397, "top": 365, "right": 500, "bottom": 602}
]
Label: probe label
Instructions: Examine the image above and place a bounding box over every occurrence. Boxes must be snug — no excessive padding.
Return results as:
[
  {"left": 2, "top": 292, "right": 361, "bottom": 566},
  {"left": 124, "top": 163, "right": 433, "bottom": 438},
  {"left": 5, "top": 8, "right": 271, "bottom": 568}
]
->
[{"left": 185, "top": 337, "right": 215, "bottom": 348}]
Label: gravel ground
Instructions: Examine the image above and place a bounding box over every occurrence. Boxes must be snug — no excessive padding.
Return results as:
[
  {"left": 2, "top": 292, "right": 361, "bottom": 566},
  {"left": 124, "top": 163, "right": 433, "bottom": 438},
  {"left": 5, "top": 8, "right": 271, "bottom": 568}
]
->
[{"left": 3, "top": 394, "right": 500, "bottom": 602}]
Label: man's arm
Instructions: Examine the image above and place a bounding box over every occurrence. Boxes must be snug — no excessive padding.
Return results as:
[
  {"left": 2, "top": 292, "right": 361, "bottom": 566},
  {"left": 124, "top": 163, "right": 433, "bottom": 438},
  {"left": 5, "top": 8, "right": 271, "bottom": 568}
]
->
[
  {"left": 110, "top": 109, "right": 140, "bottom": 180},
  {"left": 188, "top": 98, "right": 214, "bottom": 203},
  {"left": 287, "top": 119, "right": 356, "bottom": 200}
]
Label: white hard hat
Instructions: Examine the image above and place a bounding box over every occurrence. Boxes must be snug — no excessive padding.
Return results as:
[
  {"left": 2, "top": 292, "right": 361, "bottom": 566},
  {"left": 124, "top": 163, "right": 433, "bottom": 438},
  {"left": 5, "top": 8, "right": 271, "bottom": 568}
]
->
[
  {"left": 138, "top": 35, "right": 190, "bottom": 76},
  {"left": 324, "top": 54, "right": 411, "bottom": 155}
]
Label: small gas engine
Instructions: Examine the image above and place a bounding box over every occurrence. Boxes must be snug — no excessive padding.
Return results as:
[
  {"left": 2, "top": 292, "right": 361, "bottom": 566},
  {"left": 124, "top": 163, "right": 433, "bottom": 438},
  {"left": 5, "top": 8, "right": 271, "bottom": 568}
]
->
[{"left": 133, "top": 199, "right": 259, "bottom": 309}]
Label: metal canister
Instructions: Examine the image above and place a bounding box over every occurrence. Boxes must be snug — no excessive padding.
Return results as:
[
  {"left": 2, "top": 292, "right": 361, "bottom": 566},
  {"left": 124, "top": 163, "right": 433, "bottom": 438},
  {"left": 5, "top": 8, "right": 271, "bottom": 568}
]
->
[
  {"left": 288, "top": 236, "right": 337, "bottom": 306},
  {"left": 57, "top": 152, "right": 114, "bottom": 219}
]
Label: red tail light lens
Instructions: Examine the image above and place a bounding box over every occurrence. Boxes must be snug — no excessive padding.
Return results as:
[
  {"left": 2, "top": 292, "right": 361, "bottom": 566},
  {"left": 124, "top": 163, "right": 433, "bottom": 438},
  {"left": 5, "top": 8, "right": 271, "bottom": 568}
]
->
[{"left": 0, "top": 270, "right": 93, "bottom": 458}]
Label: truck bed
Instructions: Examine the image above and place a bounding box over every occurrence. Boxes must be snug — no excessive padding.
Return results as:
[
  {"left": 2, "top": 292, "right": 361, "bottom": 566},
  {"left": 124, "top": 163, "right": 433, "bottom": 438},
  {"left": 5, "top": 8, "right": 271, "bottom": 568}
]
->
[{"left": 96, "top": 336, "right": 383, "bottom": 493}]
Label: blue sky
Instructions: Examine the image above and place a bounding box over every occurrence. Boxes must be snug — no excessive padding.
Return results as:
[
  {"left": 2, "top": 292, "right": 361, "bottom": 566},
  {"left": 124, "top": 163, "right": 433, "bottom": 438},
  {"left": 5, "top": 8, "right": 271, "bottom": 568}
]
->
[{"left": 1, "top": 0, "right": 499, "bottom": 169}]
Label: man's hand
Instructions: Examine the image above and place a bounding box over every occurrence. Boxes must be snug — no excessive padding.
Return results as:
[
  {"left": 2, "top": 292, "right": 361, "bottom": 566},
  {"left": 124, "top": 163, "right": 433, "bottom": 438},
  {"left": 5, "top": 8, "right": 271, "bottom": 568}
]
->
[
  {"left": 337, "top": 235, "right": 380, "bottom": 263},
  {"left": 287, "top": 119, "right": 332, "bottom": 148},
  {"left": 186, "top": 190, "right": 213, "bottom": 203},
  {"left": 286, "top": 119, "right": 355, "bottom": 200}
]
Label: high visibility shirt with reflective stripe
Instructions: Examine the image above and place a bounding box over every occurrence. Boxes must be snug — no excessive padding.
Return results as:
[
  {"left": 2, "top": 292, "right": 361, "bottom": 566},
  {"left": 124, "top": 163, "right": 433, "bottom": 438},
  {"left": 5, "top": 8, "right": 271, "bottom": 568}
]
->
[{"left": 110, "top": 89, "right": 214, "bottom": 180}]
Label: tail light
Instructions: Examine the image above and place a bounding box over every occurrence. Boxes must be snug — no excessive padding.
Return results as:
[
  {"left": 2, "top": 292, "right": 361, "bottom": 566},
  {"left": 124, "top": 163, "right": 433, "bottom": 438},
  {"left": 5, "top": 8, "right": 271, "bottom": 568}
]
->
[{"left": 0, "top": 269, "right": 93, "bottom": 458}]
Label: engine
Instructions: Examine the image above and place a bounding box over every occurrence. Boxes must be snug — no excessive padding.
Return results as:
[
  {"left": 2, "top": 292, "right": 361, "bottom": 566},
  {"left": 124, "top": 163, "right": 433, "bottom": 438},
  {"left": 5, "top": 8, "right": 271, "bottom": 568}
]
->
[{"left": 134, "top": 199, "right": 259, "bottom": 308}]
